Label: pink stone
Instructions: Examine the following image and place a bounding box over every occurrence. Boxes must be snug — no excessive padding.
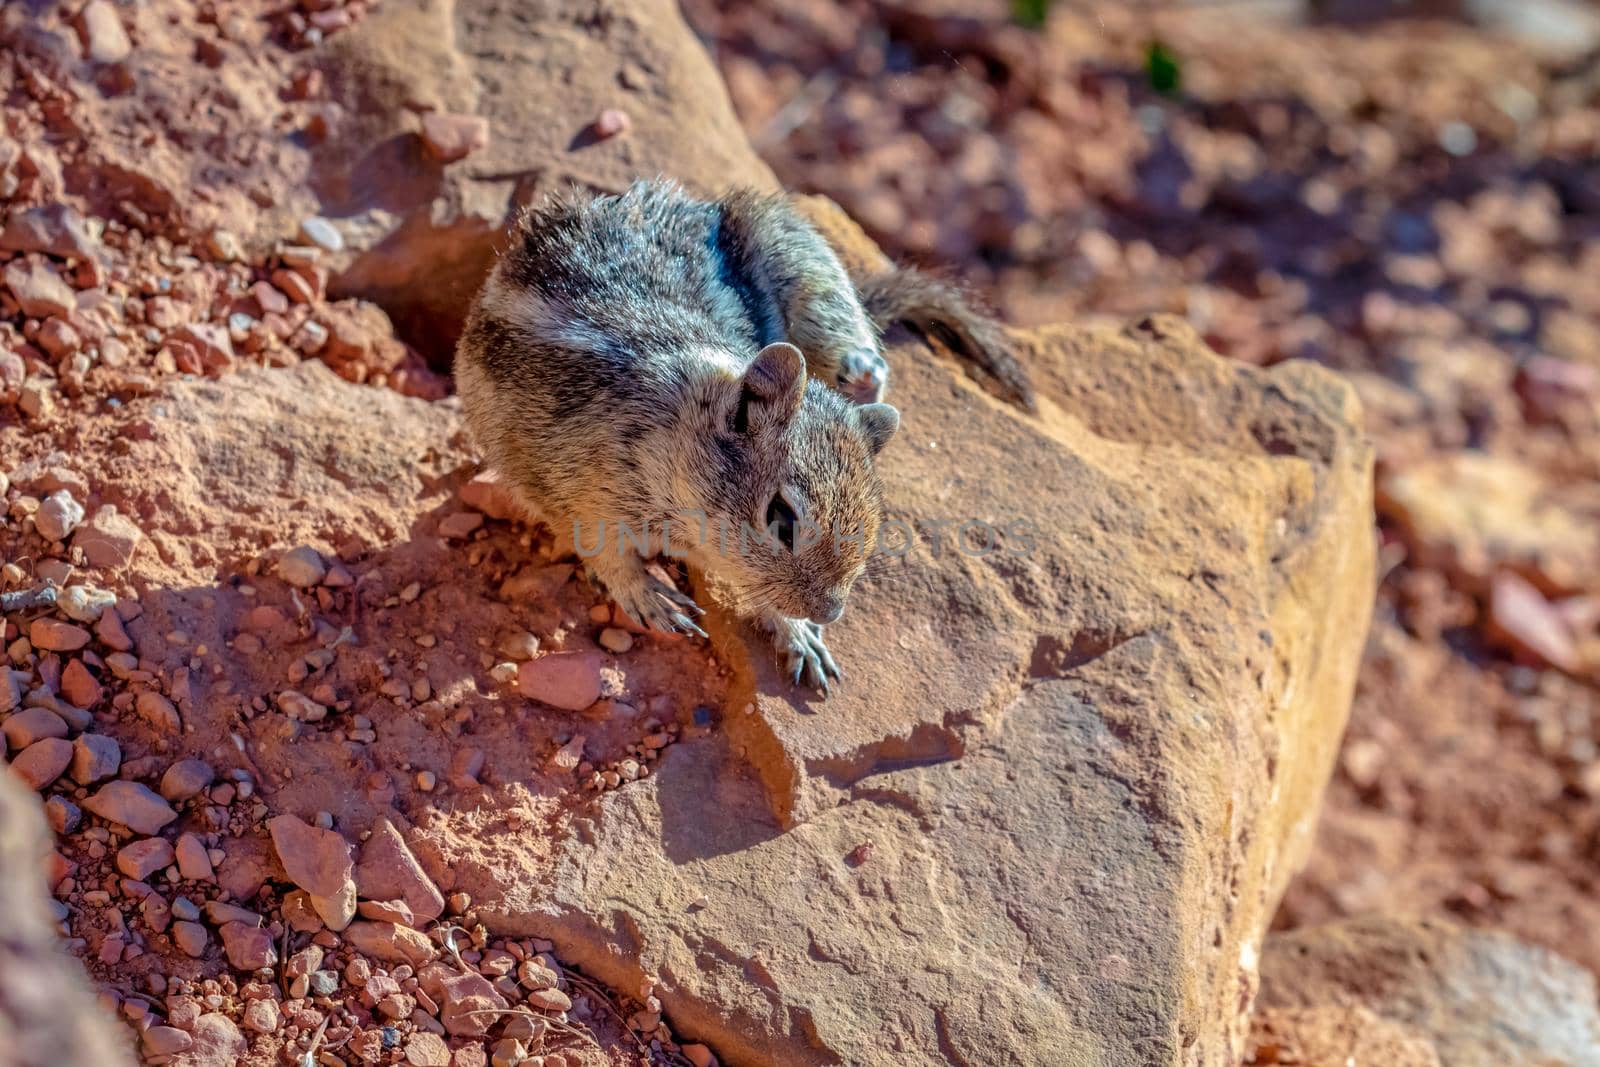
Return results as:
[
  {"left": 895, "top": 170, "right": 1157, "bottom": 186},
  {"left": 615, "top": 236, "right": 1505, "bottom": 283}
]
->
[
  {"left": 11, "top": 737, "right": 73, "bottom": 790},
  {"left": 83, "top": 780, "right": 178, "bottom": 834},
  {"left": 219, "top": 921, "right": 277, "bottom": 971},
  {"left": 420, "top": 112, "right": 489, "bottom": 164},
  {"left": 593, "top": 108, "right": 632, "bottom": 139},
  {"left": 267, "top": 813, "right": 353, "bottom": 896},
  {"left": 116, "top": 837, "right": 175, "bottom": 879},
  {"left": 353, "top": 816, "right": 445, "bottom": 923},
  {"left": 1488, "top": 571, "right": 1579, "bottom": 672},
  {"left": 28, "top": 618, "right": 90, "bottom": 652},
  {"left": 517, "top": 652, "right": 604, "bottom": 711},
  {"left": 60, "top": 659, "right": 102, "bottom": 708}
]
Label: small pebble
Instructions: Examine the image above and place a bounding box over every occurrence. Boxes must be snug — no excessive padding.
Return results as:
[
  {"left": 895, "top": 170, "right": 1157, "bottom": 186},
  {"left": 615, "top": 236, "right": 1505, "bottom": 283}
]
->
[
  {"left": 298, "top": 216, "right": 344, "bottom": 253},
  {"left": 278, "top": 546, "right": 327, "bottom": 588},
  {"left": 594, "top": 108, "right": 632, "bottom": 139}
]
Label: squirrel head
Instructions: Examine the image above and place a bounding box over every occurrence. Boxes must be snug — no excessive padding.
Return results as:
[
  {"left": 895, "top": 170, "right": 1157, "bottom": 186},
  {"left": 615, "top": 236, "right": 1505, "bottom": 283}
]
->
[{"left": 701, "top": 342, "right": 899, "bottom": 624}]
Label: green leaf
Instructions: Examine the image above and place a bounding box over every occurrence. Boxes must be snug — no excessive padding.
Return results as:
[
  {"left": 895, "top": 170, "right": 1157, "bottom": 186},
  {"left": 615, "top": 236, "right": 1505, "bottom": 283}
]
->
[
  {"left": 1145, "top": 40, "right": 1182, "bottom": 95},
  {"left": 1013, "top": 0, "right": 1051, "bottom": 30}
]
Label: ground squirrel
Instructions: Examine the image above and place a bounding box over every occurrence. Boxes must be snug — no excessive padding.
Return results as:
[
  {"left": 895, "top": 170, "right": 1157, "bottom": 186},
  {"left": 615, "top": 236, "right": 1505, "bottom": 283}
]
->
[{"left": 456, "top": 180, "right": 1030, "bottom": 692}]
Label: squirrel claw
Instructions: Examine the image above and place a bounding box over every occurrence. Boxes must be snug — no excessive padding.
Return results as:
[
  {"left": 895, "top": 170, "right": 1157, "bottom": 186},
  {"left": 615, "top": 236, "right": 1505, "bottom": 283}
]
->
[
  {"left": 771, "top": 617, "right": 841, "bottom": 694},
  {"left": 838, "top": 347, "right": 889, "bottom": 405},
  {"left": 668, "top": 612, "right": 710, "bottom": 638},
  {"left": 610, "top": 572, "right": 708, "bottom": 639}
]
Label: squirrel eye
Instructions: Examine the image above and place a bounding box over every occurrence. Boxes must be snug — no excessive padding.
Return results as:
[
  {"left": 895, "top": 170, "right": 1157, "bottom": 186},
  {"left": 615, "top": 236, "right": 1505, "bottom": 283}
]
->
[{"left": 765, "top": 493, "right": 797, "bottom": 552}]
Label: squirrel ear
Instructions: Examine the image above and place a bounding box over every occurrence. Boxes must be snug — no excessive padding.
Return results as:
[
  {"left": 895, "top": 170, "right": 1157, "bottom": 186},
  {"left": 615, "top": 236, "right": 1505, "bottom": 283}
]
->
[
  {"left": 855, "top": 402, "right": 899, "bottom": 455},
  {"left": 739, "top": 342, "right": 806, "bottom": 431}
]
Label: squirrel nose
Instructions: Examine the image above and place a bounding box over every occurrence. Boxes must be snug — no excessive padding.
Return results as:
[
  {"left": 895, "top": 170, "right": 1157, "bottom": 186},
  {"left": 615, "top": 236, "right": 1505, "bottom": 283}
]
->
[{"left": 810, "top": 598, "right": 845, "bottom": 625}]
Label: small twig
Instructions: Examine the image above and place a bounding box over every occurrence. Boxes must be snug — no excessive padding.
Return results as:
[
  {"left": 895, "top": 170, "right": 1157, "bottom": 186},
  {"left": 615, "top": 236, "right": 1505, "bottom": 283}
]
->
[
  {"left": 457, "top": 1007, "right": 605, "bottom": 1051},
  {"left": 297, "top": 1014, "right": 331, "bottom": 1067},
  {"left": 563, "top": 971, "right": 653, "bottom": 1057},
  {"left": 0, "top": 584, "right": 58, "bottom": 613},
  {"left": 277, "top": 923, "right": 292, "bottom": 999}
]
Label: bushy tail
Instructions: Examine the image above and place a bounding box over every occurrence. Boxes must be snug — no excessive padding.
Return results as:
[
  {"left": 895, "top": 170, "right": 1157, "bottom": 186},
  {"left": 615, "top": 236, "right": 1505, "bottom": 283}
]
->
[{"left": 857, "top": 269, "right": 1036, "bottom": 412}]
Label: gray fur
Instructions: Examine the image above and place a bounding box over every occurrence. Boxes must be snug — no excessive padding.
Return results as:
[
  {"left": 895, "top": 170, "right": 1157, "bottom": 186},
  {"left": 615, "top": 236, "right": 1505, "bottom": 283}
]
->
[{"left": 456, "top": 180, "right": 909, "bottom": 691}]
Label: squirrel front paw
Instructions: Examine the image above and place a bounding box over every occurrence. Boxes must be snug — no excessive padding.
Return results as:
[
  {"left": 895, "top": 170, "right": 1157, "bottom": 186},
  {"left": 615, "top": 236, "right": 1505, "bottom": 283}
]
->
[
  {"left": 837, "top": 346, "right": 890, "bottom": 405},
  {"left": 591, "top": 557, "right": 708, "bottom": 638},
  {"left": 766, "top": 616, "right": 841, "bottom": 694}
]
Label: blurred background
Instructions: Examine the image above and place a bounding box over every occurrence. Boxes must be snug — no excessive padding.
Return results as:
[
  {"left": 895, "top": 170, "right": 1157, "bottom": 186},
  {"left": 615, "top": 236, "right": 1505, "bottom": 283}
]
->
[{"left": 683, "top": 0, "right": 1600, "bottom": 986}]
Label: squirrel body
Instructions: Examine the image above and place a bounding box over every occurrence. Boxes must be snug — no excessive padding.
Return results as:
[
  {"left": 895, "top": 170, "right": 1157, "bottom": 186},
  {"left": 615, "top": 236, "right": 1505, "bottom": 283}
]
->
[{"left": 456, "top": 179, "right": 1028, "bottom": 691}]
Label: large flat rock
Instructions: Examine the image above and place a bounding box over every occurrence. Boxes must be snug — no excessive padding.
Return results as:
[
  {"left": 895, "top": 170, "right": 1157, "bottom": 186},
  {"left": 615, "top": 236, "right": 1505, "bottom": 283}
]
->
[{"left": 454, "top": 286, "right": 1374, "bottom": 1063}]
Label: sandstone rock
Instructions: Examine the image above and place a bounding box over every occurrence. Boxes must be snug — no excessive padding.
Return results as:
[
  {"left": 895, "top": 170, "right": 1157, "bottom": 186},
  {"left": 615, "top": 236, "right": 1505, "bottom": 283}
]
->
[
  {"left": 78, "top": 0, "right": 133, "bottom": 64},
  {"left": 93, "top": 608, "right": 133, "bottom": 652},
  {"left": 438, "top": 971, "right": 507, "bottom": 1038},
  {"left": 4, "top": 258, "right": 75, "bottom": 319},
  {"left": 517, "top": 653, "right": 604, "bottom": 711},
  {"left": 342, "top": 920, "right": 437, "bottom": 966},
  {"left": 0, "top": 203, "right": 102, "bottom": 261},
  {"left": 275, "top": 690, "right": 326, "bottom": 722},
  {"left": 268, "top": 813, "right": 352, "bottom": 896},
  {"left": 219, "top": 921, "right": 277, "bottom": 971},
  {"left": 28, "top": 619, "right": 90, "bottom": 652},
  {"left": 404, "top": 1031, "right": 451, "bottom": 1067},
  {"left": 175, "top": 833, "right": 214, "bottom": 882},
  {"left": 310, "top": 880, "right": 358, "bottom": 932},
  {"left": 1379, "top": 451, "right": 1595, "bottom": 594},
  {"left": 420, "top": 112, "right": 490, "bottom": 163},
  {"left": 70, "top": 733, "right": 121, "bottom": 784},
  {"left": 74, "top": 506, "right": 142, "bottom": 568},
  {"left": 1486, "top": 571, "right": 1580, "bottom": 672},
  {"left": 172, "top": 920, "right": 208, "bottom": 957},
  {"left": 169, "top": 322, "right": 234, "bottom": 375},
  {"left": 0, "top": 671, "right": 22, "bottom": 714},
  {"left": 35, "top": 490, "right": 85, "bottom": 541},
  {"left": 84, "top": 781, "right": 178, "bottom": 835},
  {"left": 525, "top": 987, "right": 570, "bottom": 1013},
  {"left": 143, "top": 1026, "right": 194, "bottom": 1058},
  {"left": 1250, "top": 917, "right": 1600, "bottom": 1067},
  {"left": 437, "top": 510, "right": 483, "bottom": 540},
  {"left": 169, "top": 1012, "right": 246, "bottom": 1067},
  {"left": 89, "top": 361, "right": 466, "bottom": 585},
  {"left": 160, "top": 758, "right": 215, "bottom": 802},
  {"left": 115, "top": 837, "right": 175, "bottom": 880},
  {"left": 3, "top": 706, "right": 69, "bottom": 750},
  {"left": 0, "top": 350, "right": 22, "bottom": 397},
  {"left": 460, "top": 232, "right": 1372, "bottom": 1065},
  {"left": 45, "top": 796, "right": 81, "bottom": 834},
  {"left": 354, "top": 816, "right": 445, "bottom": 922},
  {"left": 458, "top": 474, "right": 520, "bottom": 520},
  {"left": 357, "top": 898, "right": 414, "bottom": 924},
  {"left": 135, "top": 691, "right": 182, "bottom": 733},
  {"left": 321, "top": 0, "right": 774, "bottom": 355},
  {"left": 277, "top": 546, "right": 326, "bottom": 587},
  {"left": 592, "top": 107, "right": 632, "bottom": 139},
  {"left": 11, "top": 738, "right": 73, "bottom": 791},
  {"left": 242, "top": 997, "right": 280, "bottom": 1034},
  {"left": 60, "top": 659, "right": 102, "bottom": 708},
  {"left": 203, "top": 901, "right": 262, "bottom": 927}
]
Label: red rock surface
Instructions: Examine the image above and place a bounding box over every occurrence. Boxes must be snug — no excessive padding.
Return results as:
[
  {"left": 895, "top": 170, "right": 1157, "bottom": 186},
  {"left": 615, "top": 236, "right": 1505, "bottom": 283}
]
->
[{"left": 4, "top": 0, "right": 1596, "bottom": 1065}]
